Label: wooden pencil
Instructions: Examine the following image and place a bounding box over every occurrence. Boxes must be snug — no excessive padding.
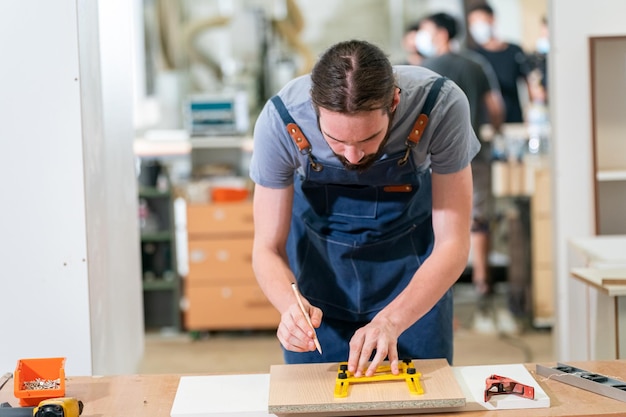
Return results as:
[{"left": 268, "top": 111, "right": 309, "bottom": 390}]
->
[{"left": 291, "top": 283, "right": 323, "bottom": 355}]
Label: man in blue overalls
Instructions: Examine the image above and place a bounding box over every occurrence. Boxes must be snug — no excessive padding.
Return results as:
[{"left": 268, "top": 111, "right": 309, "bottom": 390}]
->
[{"left": 249, "top": 40, "right": 479, "bottom": 377}]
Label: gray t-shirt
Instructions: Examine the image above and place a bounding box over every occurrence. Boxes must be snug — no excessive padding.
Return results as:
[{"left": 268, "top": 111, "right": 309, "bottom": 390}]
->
[
  {"left": 249, "top": 65, "right": 480, "bottom": 189},
  {"left": 421, "top": 51, "right": 497, "bottom": 138}
]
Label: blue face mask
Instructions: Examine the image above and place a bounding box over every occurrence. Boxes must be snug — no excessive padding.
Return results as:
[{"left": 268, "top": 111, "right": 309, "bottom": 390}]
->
[{"left": 415, "top": 30, "right": 436, "bottom": 58}]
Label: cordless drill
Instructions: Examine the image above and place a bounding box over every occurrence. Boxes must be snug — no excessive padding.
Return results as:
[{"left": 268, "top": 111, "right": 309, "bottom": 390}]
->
[{"left": 0, "top": 398, "right": 83, "bottom": 417}]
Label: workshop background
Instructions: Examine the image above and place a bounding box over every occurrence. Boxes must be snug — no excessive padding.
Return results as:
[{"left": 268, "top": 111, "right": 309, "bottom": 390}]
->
[
  {"left": 133, "top": 0, "right": 553, "bottom": 375},
  {"left": 2, "top": 0, "right": 625, "bottom": 377}
]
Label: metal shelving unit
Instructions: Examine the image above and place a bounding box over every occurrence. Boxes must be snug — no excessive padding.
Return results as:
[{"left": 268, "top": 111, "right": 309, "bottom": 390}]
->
[{"left": 139, "top": 182, "right": 181, "bottom": 332}]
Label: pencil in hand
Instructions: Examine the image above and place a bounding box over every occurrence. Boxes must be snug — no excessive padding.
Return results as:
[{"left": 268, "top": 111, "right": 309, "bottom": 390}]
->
[{"left": 291, "top": 283, "right": 323, "bottom": 355}]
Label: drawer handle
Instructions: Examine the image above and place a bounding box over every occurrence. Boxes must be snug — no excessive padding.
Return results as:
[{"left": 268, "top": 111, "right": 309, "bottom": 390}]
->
[
  {"left": 216, "top": 249, "right": 230, "bottom": 262},
  {"left": 189, "top": 249, "right": 206, "bottom": 263},
  {"left": 213, "top": 209, "right": 226, "bottom": 221}
]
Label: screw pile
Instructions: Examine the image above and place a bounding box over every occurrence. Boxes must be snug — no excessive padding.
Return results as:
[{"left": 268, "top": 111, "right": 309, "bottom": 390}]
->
[{"left": 22, "top": 378, "right": 61, "bottom": 390}]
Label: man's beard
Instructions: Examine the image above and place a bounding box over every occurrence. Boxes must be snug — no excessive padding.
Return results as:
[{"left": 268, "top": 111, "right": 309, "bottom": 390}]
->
[
  {"left": 335, "top": 152, "right": 380, "bottom": 171},
  {"left": 334, "top": 125, "right": 392, "bottom": 172}
]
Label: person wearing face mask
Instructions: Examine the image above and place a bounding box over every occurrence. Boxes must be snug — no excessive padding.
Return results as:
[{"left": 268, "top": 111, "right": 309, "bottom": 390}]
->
[
  {"left": 467, "top": 3, "right": 532, "bottom": 123},
  {"left": 401, "top": 21, "right": 426, "bottom": 66},
  {"left": 250, "top": 40, "right": 478, "bottom": 375},
  {"left": 415, "top": 12, "right": 504, "bottom": 321},
  {"left": 529, "top": 15, "right": 549, "bottom": 103}
]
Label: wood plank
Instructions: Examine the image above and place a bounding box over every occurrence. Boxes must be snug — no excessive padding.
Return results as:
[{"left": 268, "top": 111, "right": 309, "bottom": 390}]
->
[
  {"left": 4, "top": 363, "right": 626, "bottom": 417},
  {"left": 268, "top": 359, "right": 465, "bottom": 416},
  {"left": 571, "top": 268, "right": 626, "bottom": 296}
]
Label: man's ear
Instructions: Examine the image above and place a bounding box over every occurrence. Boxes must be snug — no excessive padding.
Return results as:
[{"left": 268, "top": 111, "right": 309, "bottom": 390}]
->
[{"left": 390, "top": 87, "right": 401, "bottom": 112}]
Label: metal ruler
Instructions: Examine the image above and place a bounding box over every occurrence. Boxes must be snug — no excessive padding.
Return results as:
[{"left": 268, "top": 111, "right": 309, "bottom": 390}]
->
[{"left": 536, "top": 362, "right": 626, "bottom": 403}]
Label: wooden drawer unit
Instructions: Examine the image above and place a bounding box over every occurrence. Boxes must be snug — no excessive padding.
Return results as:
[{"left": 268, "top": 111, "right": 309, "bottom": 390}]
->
[
  {"left": 531, "top": 167, "right": 554, "bottom": 327},
  {"left": 187, "top": 201, "right": 254, "bottom": 236},
  {"left": 531, "top": 268, "right": 554, "bottom": 326},
  {"left": 187, "top": 238, "right": 254, "bottom": 284},
  {"left": 184, "top": 283, "right": 279, "bottom": 330},
  {"left": 532, "top": 216, "right": 553, "bottom": 269},
  {"left": 533, "top": 169, "right": 552, "bottom": 214},
  {"left": 184, "top": 200, "right": 279, "bottom": 331}
]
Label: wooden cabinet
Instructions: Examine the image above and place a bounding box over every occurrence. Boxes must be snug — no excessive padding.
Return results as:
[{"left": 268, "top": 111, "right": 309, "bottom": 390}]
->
[
  {"left": 183, "top": 201, "right": 280, "bottom": 330},
  {"left": 590, "top": 36, "right": 626, "bottom": 235},
  {"left": 133, "top": 134, "right": 259, "bottom": 334},
  {"left": 531, "top": 167, "right": 554, "bottom": 327}
]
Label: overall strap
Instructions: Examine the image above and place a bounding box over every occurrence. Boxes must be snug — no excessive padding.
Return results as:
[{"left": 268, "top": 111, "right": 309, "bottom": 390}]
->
[
  {"left": 399, "top": 76, "right": 448, "bottom": 166},
  {"left": 271, "top": 96, "right": 323, "bottom": 172}
]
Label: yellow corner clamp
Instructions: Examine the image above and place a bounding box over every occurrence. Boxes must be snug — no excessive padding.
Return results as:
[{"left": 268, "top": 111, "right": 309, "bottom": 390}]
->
[{"left": 334, "top": 360, "right": 424, "bottom": 398}]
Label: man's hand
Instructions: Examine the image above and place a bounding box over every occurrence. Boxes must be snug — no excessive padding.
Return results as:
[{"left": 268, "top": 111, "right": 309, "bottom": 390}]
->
[
  {"left": 277, "top": 300, "right": 323, "bottom": 352},
  {"left": 347, "top": 316, "right": 401, "bottom": 377}
]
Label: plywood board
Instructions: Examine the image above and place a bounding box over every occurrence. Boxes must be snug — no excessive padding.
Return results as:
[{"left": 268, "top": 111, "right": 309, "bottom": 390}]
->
[
  {"left": 602, "top": 278, "right": 626, "bottom": 286},
  {"left": 453, "top": 363, "right": 550, "bottom": 411},
  {"left": 268, "top": 359, "right": 465, "bottom": 417},
  {"left": 571, "top": 267, "right": 626, "bottom": 296},
  {"left": 599, "top": 268, "right": 626, "bottom": 286}
]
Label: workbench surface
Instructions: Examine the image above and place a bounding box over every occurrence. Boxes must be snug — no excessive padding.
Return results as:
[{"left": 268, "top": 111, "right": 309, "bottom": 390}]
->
[{"left": 2, "top": 361, "right": 626, "bottom": 416}]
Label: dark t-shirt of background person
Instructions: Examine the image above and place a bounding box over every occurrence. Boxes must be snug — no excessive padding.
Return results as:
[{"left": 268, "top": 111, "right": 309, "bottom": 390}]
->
[{"left": 471, "top": 43, "right": 530, "bottom": 123}]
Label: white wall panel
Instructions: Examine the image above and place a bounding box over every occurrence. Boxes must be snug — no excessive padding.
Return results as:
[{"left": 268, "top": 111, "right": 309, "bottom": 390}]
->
[
  {"left": 551, "top": 0, "right": 626, "bottom": 360},
  {"left": 0, "top": 0, "right": 143, "bottom": 376}
]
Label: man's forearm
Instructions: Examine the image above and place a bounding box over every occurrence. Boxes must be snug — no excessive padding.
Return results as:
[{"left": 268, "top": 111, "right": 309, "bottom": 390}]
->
[
  {"left": 252, "top": 246, "right": 298, "bottom": 314},
  {"left": 375, "top": 238, "right": 468, "bottom": 334}
]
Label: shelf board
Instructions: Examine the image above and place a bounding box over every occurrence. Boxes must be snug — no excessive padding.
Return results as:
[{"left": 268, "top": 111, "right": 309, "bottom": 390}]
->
[
  {"left": 134, "top": 129, "right": 253, "bottom": 157},
  {"left": 140, "top": 231, "right": 172, "bottom": 242},
  {"left": 134, "top": 139, "right": 191, "bottom": 157},
  {"left": 189, "top": 136, "right": 253, "bottom": 150},
  {"left": 138, "top": 186, "right": 171, "bottom": 198},
  {"left": 143, "top": 279, "right": 178, "bottom": 291},
  {"left": 596, "top": 170, "right": 626, "bottom": 181}
]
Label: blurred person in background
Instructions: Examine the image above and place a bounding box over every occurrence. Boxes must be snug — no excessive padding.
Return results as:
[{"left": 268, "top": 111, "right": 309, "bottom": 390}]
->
[
  {"left": 527, "top": 15, "right": 549, "bottom": 104},
  {"left": 413, "top": 12, "right": 504, "bottom": 319},
  {"left": 402, "top": 21, "right": 425, "bottom": 66},
  {"left": 467, "top": 3, "right": 532, "bottom": 123}
]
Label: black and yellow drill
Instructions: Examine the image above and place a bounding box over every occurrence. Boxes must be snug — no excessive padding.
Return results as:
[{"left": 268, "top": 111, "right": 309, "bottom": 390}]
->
[{"left": 0, "top": 398, "right": 83, "bottom": 417}]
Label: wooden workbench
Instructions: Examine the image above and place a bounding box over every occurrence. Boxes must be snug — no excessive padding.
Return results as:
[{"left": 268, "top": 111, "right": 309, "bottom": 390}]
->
[{"left": 2, "top": 361, "right": 626, "bottom": 416}]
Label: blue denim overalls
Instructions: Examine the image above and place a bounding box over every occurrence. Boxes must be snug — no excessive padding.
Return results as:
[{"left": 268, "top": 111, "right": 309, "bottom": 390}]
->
[{"left": 271, "top": 77, "right": 453, "bottom": 364}]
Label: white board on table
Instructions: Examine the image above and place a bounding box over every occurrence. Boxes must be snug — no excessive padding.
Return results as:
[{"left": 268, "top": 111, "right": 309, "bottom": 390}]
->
[
  {"left": 170, "top": 374, "right": 275, "bottom": 417},
  {"left": 453, "top": 363, "right": 550, "bottom": 411}
]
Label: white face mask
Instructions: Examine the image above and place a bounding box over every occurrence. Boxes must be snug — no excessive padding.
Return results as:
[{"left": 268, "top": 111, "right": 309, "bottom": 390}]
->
[
  {"left": 536, "top": 37, "right": 550, "bottom": 54},
  {"left": 469, "top": 21, "right": 492, "bottom": 45},
  {"left": 415, "top": 30, "right": 436, "bottom": 58}
]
